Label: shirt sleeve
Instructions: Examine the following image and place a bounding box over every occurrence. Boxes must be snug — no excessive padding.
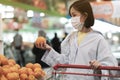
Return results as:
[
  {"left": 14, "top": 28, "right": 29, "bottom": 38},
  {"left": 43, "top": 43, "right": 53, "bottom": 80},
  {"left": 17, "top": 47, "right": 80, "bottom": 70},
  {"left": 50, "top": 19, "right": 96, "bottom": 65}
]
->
[
  {"left": 41, "top": 48, "right": 69, "bottom": 67},
  {"left": 41, "top": 32, "right": 76, "bottom": 67},
  {"left": 97, "top": 37, "right": 118, "bottom": 66},
  {"left": 97, "top": 36, "right": 118, "bottom": 79}
]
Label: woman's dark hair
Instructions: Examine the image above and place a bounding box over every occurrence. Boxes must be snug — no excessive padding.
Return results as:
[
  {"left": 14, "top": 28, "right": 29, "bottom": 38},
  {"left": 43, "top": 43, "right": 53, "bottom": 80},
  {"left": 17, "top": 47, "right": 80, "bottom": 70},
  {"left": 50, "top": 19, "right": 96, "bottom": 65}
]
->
[{"left": 69, "top": 0, "right": 94, "bottom": 28}]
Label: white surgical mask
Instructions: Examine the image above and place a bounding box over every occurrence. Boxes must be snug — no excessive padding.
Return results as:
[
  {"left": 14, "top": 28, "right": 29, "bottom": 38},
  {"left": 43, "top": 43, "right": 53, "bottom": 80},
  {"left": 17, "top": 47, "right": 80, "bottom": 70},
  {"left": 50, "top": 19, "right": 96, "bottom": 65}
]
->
[{"left": 71, "top": 16, "right": 84, "bottom": 31}]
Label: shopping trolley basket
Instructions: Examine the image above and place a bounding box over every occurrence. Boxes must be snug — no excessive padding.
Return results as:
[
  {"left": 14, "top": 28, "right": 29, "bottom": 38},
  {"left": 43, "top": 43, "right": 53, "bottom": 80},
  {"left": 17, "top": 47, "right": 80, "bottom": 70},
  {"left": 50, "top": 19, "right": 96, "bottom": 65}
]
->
[{"left": 51, "top": 64, "right": 120, "bottom": 80}]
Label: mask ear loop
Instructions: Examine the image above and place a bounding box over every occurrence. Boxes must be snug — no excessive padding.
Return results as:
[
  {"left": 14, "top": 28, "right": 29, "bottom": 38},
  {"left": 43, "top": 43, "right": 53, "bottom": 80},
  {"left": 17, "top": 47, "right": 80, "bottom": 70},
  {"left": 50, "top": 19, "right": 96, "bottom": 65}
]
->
[
  {"left": 83, "top": 12, "right": 88, "bottom": 19},
  {"left": 80, "top": 12, "right": 88, "bottom": 27},
  {"left": 81, "top": 12, "right": 88, "bottom": 27}
]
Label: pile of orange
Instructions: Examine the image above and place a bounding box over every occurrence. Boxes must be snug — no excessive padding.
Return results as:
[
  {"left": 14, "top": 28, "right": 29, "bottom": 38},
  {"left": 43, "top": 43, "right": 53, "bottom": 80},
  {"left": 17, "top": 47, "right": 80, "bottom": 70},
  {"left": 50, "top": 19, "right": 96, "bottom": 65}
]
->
[{"left": 0, "top": 54, "right": 46, "bottom": 80}]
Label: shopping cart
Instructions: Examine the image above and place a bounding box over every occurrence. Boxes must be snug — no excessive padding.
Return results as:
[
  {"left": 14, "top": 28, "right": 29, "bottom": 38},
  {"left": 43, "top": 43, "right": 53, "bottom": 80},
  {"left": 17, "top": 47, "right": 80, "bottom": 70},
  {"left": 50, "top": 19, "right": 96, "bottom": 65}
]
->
[{"left": 50, "top": 64, "right": 120, "bottom": 80}]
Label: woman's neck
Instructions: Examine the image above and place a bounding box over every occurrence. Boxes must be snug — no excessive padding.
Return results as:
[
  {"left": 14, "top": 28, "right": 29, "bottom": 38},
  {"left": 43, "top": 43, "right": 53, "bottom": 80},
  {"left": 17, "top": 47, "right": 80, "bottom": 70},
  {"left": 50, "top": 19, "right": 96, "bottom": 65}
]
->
[{"left": 79, "top": 27, "right": 92, "bottom": 33}]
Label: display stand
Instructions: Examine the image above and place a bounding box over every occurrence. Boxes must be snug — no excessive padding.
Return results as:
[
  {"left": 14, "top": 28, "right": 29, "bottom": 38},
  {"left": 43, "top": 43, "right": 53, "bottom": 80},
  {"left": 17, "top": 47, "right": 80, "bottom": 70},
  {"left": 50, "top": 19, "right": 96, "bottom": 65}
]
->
[{"left": 0, "top": 13, "right": 3, "bottom": 54}]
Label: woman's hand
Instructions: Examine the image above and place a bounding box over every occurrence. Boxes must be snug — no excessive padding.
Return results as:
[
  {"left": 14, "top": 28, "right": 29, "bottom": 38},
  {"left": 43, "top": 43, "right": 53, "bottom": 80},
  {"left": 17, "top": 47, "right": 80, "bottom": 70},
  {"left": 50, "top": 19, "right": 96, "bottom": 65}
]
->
[
  {"left": 89, "top": 60, "right": 101, "bottom": 69},
  {"left": 35, "top": 41, "right": 51, "bottom": 51}
]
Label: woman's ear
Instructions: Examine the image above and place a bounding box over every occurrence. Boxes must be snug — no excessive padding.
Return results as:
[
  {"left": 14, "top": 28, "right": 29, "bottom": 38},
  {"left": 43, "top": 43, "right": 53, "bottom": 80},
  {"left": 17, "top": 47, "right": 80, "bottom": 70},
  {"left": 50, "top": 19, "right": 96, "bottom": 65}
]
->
[
  {"left": 81, "top": 12, "right": 88, "bottom": 22},
  {"left": 84, "top": 12, "right": 88, "bottom": 19}
]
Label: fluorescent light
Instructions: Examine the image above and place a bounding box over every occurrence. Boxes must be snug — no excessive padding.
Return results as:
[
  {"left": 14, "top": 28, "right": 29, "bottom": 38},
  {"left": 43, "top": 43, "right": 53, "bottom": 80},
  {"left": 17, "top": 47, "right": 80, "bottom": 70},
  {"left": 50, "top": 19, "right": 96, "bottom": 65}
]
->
[
  {"left": 5, "top": 13, "right": 14, "bottom": 18},
  {"left": 40, "top": 12, "right": 45, "bottom": 17},
  {"left": 27, "top": 10, "right": 34, "bottom": 17},
  {"left": 60, "top": 17, "right": 68, "bottom": 24}
]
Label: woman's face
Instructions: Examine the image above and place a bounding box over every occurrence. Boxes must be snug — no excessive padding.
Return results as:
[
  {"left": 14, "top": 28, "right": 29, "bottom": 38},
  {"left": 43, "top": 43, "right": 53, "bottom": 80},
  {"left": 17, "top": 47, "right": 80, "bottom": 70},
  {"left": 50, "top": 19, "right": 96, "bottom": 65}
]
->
[
  {"left": 70, "top": 7, "right": 85, "bottom": 22},
  {"left": 70, "top": 7, "right": 81, "bottom": 17}
]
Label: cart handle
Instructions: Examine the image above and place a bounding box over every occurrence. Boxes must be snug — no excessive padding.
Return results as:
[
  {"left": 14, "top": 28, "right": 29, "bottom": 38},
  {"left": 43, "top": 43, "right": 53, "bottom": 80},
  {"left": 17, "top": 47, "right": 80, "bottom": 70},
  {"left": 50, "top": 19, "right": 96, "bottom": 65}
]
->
[{"left": 53, "top": 64, "right": 120, "bottom": 70}]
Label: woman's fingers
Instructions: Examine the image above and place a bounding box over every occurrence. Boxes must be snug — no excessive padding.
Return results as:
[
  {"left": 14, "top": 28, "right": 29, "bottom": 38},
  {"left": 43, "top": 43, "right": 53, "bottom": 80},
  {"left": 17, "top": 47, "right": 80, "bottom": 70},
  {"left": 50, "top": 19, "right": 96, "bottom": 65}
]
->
[
  {"left": 35, "top": 41, "right": 51, "bottom": 51},
  {"left": 90, "top": 60, "right": 96, "bottom": 69},
  {"left": 39, "top": 42, "right": 46, "bottom": 49},
  {"left": 45, "top": 44, "right": 51, "bottom": 51},
  {"left": 35, "top": 42, "right": 39, "bottom": 48},
  {"left": 35, "top": 42, "right": 45, "bottom": 49},
  {"left": 90, "top": 60, "right": 101, "bottom": 69}
]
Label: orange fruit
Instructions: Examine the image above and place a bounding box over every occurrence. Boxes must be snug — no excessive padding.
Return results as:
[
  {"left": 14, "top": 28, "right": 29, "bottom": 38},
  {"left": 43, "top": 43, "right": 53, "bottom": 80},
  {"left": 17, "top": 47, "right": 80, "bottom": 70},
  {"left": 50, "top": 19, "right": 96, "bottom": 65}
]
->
[
  {"left": 41, "top": 71, "right": 46, "bottom": 77},
  {"left": 10, "top": 66, "right": 18, "bottom": 72},
  {"left": 27, "top": 68, "right": 34, "bottom": 75},
  {"left": 28, "top": 74, "right": 35, "bottom": 80},
  {"left": 35, "top": 36, "right": 46, "bottom": 45},
  {"left": 26, "top": 63, "right": 33, "bottom": 69},
  {"left": 8, "top": 59, "right": 16, "bottom": 66},
  {"left": 6, "top": 72, "right": 19, "bottom": 80},
  {"left": 18, "top": 67, "right": 27, "bottom": 74},
  {"left": 20, "top": 73, "right": 28, "bottom": 80},
  {"left": 34, "top": 71, "right": 42, "bottom": 79},
  {"left": 33, "top": 63, "right": 41, "bottom": 69},
  {"left": 0, "top": 66, "right": 3, "bottom": 75},
  {"left": 0, "top": 75, "right": 7, "bottom": 80},
  {"left": 2, "top": 67, "right": 11, "bottom": 76},
  {"left": 34, "top": 68, "right": 42, "bottom": 73},
  {"left": 2, "top": 65, "right": 10, "bottom": 68},
  {"left": 1, "top": 57, "right": 8, "bottom": 66},
  {"left": 14, "top": 64, "right": 21, "bottom": 69}
]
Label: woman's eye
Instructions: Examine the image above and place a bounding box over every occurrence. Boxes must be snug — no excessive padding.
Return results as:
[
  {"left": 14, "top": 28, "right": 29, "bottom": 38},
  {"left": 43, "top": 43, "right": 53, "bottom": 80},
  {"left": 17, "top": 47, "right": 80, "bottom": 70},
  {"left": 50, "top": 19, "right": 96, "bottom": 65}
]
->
[{"left": 72, "top": 15, "right": 76, "bottom": 17}]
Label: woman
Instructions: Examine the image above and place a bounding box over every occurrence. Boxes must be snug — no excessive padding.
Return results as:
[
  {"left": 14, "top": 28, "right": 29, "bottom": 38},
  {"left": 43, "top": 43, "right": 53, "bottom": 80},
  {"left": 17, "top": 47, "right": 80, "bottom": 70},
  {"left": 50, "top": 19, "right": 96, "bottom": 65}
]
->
[
  {"left": 35, "top": 0, "right": 118, "bottom": 80},
  {"left": 32, "top": 30, "right": 50, "bottom": 68}
]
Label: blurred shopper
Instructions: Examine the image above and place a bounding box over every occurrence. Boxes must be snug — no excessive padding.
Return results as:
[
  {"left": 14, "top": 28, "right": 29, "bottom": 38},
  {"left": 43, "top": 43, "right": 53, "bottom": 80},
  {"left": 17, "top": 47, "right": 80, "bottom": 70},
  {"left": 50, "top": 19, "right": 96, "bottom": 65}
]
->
[
  {"left": 12, "top": 29, "right": 25, "bottom": 66},
  {"left": 13, "top": 29, "right": 23, "bottom": 51},
  {"left": 51, "top": 33, "right": 61, "bottom": 53},
  {"left": 62, "top": 32, "right": 68, "bottom": 41},
  {"left": 4, "top": 43, "right": 15, "bottom": 59},
  {"left": 35, "top": 0, "right": 118, "bottom": 80},
  {"left": 32, "top": 30, "right": 50, "bottom": 68}
]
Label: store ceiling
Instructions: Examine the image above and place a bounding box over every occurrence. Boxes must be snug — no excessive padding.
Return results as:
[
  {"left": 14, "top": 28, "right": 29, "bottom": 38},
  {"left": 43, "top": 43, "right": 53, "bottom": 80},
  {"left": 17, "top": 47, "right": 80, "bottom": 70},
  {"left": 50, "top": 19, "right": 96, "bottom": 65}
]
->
[
  {"left": 0, "top": 0, "right": 115, "bottom": 17},
  {"left": 0, "top": 0, "right": 66, "bottom": 17}
]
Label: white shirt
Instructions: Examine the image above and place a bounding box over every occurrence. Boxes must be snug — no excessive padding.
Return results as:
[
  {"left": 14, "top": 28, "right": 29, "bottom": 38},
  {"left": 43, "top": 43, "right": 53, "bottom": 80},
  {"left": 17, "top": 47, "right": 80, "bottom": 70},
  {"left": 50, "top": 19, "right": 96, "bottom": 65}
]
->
[{"left": 42, "top": 30, "right": 118, "bottom": 80}]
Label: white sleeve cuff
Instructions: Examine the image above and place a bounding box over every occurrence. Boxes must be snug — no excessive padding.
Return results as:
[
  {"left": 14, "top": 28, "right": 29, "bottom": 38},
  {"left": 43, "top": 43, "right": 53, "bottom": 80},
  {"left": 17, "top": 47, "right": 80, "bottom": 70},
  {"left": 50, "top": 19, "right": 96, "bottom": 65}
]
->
[{"left": 41, "top": 49, "right": 60, "bottom": 67}]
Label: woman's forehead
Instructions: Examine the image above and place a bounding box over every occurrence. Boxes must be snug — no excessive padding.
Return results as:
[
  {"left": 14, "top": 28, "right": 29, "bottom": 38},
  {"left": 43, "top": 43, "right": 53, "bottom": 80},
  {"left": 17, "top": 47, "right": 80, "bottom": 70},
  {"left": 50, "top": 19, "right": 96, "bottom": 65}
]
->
[
  {"left": 70, "top": 7, "right": 81, "bottom": 15},
  {"left": 70, "top": 7, "right": 78, "bottom": 13}
]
